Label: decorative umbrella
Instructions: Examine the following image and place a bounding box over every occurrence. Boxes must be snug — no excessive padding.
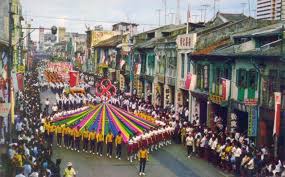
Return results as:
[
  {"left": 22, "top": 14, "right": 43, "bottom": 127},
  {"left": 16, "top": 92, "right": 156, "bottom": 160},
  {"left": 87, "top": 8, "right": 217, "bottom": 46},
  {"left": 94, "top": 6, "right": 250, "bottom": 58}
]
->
[{"left": 52, "top": 103, "right": 158, "bottom": 142}]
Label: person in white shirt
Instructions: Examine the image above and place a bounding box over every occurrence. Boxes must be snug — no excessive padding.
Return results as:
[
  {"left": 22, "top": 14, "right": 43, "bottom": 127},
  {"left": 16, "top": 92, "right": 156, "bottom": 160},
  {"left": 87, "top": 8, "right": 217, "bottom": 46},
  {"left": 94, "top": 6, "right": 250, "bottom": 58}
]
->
[
  {"left": 245, "top": 154, "right": 255, "bottom": 176},
  {"left": 185, "top": 134, "right": 194, "bottom": 158}
]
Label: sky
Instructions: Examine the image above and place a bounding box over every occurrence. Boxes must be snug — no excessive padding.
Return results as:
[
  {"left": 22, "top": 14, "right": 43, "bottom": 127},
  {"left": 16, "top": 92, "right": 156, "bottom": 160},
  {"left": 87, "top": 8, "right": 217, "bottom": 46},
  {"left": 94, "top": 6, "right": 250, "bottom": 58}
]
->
[{"left": 20, "top": 0, "right": 256, "bottom": 40}]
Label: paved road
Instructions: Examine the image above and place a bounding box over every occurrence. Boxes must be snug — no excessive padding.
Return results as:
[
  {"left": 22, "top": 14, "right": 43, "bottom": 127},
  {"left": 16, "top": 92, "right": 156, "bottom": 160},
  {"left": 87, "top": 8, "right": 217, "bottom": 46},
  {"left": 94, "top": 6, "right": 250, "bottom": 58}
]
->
[
  {"left": 41, "top": 90, "right": 233, "bottom": 177},
  {"left": 51, "top": 144, "right": 232, "bottom": 177}
]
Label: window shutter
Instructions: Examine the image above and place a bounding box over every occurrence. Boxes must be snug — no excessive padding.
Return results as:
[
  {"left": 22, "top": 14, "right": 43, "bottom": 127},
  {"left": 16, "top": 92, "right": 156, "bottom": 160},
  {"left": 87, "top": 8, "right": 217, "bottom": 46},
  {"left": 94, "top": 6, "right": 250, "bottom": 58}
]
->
[{"left": 236, "top": 69, "right": 240, "bottom": 87}]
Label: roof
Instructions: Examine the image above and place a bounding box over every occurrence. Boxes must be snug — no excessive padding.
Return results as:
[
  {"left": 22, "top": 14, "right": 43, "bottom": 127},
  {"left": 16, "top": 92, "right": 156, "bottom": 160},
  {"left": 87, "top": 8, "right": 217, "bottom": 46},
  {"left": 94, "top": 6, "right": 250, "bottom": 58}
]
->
[
  {"left": 210, "top": 40, "right": 283, "bottom": 57},
  {"left": 134, "top": 38, "right": 158, "bottom": 49},
  {"left": 232, "top": 22, "right": 283, "bottom": 38},
  {"left": 216, "top": 12, "right": 248, "bottom": 23},
  {"left": 93, "top": 35, "right": 124, "bottom": 48},
  {"left": 112, "top": 22, "right": 139, "bottom": 27}
]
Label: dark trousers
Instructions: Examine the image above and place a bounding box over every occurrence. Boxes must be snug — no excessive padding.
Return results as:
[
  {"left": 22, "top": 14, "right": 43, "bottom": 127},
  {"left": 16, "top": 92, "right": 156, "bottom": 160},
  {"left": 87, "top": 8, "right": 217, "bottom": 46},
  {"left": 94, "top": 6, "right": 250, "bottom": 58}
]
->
[
  {"left": 139, "top": 158, "right": 146, "bottom": 173},
  {"left": 75, "top": 138, "right": 80, "bottom": 150},
  {"left": 57, "top": 133, "right": 62, "bottom": 145},
  {"left": 49, "top": 134, "right": 54, "bottom": 145},
  {"left": 187, "top": 145, "right": 193, "bottom": 156},
  {"left": 107, "top": 142, "right": 113, "bottom": 155},
  {"left": 69, "top": 137, "right": 74, "bottom": 148},
  {"left": 83, "top": 138, "right": 88, "bottom": 151},
  {"left": 64, "top": 135, "right": 68, "bottom": 147},
  {"left": 97, "top": 141, "right": 103, "bottom": 154},
  {"left": 116, "top": 144, "right": 122, "bottom": 157},
  {"left": 90, "top": 141, "right": 96, "bottom": 153}
]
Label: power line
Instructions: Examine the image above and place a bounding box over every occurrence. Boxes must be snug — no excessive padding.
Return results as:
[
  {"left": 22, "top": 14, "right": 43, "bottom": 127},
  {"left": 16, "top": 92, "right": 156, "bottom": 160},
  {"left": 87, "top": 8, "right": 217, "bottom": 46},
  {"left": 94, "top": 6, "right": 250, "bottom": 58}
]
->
[{"left": 22, "top": 15, "right": 158, "bottom": 27}]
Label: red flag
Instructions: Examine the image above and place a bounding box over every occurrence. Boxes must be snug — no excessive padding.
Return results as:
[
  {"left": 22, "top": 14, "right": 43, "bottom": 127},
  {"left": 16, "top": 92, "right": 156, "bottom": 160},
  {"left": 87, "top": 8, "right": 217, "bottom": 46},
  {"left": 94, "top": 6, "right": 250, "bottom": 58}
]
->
[
  {"left": 273, "top": 92, "right": 281, "bottom": 136},
  {"left": 222, "top": 78, "right": 230, "bottom": 100},
  {"left": 16, "top": 73, "right": 24, "bottom": 91},
  {"left": 69, "top": 71, "right": 79, "bottom": 87}
]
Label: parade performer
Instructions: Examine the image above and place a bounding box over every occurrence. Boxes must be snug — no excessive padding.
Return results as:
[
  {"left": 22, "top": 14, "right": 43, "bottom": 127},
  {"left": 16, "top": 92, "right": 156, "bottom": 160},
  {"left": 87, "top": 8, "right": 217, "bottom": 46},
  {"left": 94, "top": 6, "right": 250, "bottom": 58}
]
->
[
  {"left": 96, "top": 130, "right": 104, "bottom": 156},
  {"left": 74, "top": 127, "right": 81, "bottom": 152},
  {"left": 48, "top": 124, "right": 55, "bottom": 146},
  {"left": 138, "top": 146, "right": 149, "bottom": 176},
  {"left": 127, "top": 135, "right": 134, "bottom": 163},
  {"left": 115, "top": 131, "right": 123, "bottom": 160},
  {"left": 82, "top": 127, "right": 89, "bottom": 152},
  {"left": 63, "top": 125, "right": 69, "bottom": 148},
  {"left": 88, "top": 129, "right": 96, "bottom": 154},
  {"left": 106, "top": 131, "right": 114, "bottom": 158},
  {"left": 56, "top": 125, "right": 63, "bottom": 147}
]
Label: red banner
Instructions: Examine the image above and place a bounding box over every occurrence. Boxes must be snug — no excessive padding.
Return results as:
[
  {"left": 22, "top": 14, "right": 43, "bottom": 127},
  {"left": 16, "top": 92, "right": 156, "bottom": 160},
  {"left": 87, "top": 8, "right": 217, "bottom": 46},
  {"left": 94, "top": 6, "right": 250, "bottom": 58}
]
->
[
  {"left": 16, "top": 73, "right": 24, "bottom": 91},
  {"left": 273, "top": 92, "right": 281, "bottom": 136},
  {"left": 69, "top": 71, "right": 79, "bottom": 87},
  {"left": 222, "top": 78, "right": 230, "bottom": 100}
]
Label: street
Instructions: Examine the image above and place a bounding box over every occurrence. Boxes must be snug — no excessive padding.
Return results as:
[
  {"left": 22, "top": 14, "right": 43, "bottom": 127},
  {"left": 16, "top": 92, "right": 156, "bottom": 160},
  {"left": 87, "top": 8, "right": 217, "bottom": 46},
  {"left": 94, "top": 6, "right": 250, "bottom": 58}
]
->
[{"left": 52, "top": 144, "right": 231, "bottom": 177}]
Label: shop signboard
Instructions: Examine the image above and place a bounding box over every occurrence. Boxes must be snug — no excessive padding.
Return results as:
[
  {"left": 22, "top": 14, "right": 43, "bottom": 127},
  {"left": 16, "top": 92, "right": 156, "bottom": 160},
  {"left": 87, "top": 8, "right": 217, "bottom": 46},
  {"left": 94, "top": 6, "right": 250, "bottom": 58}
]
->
[
  {"left": 244, "top": 99, "right": 258, "bottom": 106},
  {"left": 248, "top": 107, "right": 258, "bottom": 137},
  {"left": 176, "top": 33, "right": 197, "bottom": 50}
]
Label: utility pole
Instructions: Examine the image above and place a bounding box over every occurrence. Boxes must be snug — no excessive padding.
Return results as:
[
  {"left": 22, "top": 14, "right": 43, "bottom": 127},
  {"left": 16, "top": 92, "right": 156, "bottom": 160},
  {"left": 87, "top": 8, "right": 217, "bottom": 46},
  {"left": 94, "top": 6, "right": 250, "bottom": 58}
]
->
[
  {"left": 156, "top": 9, "right": 162, "bottom": 26},
  {"left": 213, "top": 0, "right": 220, "bottom": 17},
  {"left": 169, "top": 12, "right": 176, "bottom": 24},
  {"left": 202, "top": 4, "right": 210, "bottom": 23},
  {"left": 241, "top": 2, "right": 247, "bottom": 15},
  {"left": 248, "top": 0, "right": 251, "bottom": 16},
  {"left": 162, "top": 0, "right": 167, "bottom": 25},
  {"left": 175, "top": 0, "right": 181, "bottom": 25},
  {"left": 7, "top": 0, "right": 14, "bottom": 143}
]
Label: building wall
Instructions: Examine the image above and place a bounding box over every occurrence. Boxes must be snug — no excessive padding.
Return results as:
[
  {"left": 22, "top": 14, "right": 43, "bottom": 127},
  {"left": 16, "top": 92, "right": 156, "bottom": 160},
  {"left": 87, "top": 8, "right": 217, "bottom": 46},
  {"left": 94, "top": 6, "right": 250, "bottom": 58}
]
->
[
  {"left": 0, "top": 0, "right": 9, "bottom": 43},
  {"left": 256, "top": 0, "right": 285, "bottom": 20}
]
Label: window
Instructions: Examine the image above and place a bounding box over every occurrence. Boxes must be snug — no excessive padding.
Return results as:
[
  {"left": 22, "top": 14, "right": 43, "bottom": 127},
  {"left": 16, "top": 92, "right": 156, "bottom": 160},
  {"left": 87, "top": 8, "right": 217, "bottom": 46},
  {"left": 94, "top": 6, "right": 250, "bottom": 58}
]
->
[
  {"left": 187, "top": 55, "right": 191, "bottom": 74},
  {"left": 196, "top": 64, "right": 209, "bottom": 91},
  {"left": 236, "top": 69, "right": 247, "bottom": 88},
  {"left": 269, "top": 69, "right": 278, "bottom": 92},
  {"left": 181, "top": 54, "right": 185, "bottom": 78},
  {"left": 247, "top": 69, "right": 257, "bottom": 89}
]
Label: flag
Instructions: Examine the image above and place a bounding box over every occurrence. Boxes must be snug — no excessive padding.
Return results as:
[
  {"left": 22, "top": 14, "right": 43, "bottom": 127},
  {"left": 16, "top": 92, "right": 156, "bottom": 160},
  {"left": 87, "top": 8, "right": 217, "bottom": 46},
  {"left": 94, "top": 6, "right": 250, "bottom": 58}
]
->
[
  {"left": 69, "top": 71, "right": 79, "bottom": 87},
  {"left": 16, "top": 73, "right": 24, "bottom": 91},
  {"left": 222, "top": 78, "right": 231, "bottom": 100},
  {"left": 273, "top": 92, "right": 281, "bottom": 136},
  {"left": 185, "top": 73, "right": 197, "bottom": 91},
  {"left": 187, "top": 3, "right": 192, "bottom": 23}
]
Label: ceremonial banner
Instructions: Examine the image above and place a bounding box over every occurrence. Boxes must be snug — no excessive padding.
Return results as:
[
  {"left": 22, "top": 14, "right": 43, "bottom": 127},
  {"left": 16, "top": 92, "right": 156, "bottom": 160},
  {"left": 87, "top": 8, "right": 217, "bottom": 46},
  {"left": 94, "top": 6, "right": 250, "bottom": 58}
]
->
[
  {"left": 248, "top": 107, "right": 258, "bottom": 137},
  {"left": 273, "top": 92, "right": 281, "bottom": 136},
  {"left": 222, "top": 78, "right": 231, "bottom": 100},
  {"left": 69, "top": 71, "right": 79, "bottom": 87},
  {"left": 16, "top": 73, "right": 24, "bottom": 91}
]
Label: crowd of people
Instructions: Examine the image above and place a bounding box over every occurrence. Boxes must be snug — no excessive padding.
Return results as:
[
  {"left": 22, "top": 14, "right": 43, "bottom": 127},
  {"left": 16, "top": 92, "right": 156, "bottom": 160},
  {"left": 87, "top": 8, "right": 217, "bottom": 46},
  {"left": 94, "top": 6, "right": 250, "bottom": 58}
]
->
[
  {"left": 7, "top": 64, "right": 61, "bottom": 177},
  {"left": 109, "top": 92, "right": 285, "bottom": 177},
  {"left": 6, "top": 60, "right": 285, "bottom": 177}
]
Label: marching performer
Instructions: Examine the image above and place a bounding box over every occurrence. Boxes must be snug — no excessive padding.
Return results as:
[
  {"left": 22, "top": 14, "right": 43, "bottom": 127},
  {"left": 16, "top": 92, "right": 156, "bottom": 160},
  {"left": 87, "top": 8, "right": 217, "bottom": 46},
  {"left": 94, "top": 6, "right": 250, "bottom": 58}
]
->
[
  {"left": 89, "top": 129, "right": 97, "bottom": 154},
  {"left": 115, "top": 131, "right": 123, "bottom": 160},
  {"left": 138, "top": 146, "right": 149, "bottom": 176},
  {"left": 127, "top": 135, "right": 134, "bottom": 162},
  {"left": 96, "top": 130, "right": 104, "bottom": 156},
  {"left": 82, "top": 127, "right": 89, "bottom": 152},
  {"left": 56, "top": 125, "right": 63, "bottom": 147},
  {"left": 73, "top": 127, "right": 81, "bottom": 152},
  {"left": 106, "top": 131, "right": 114, "bottom": 158}
]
